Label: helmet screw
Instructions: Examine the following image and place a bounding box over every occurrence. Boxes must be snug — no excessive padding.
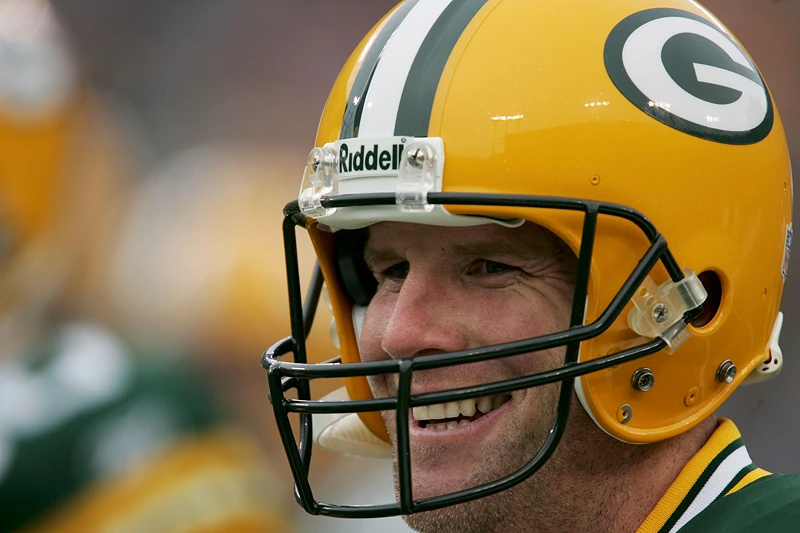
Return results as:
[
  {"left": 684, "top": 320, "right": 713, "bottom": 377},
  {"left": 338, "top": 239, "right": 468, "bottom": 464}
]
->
[
  {"left": 406, "top": 148, "right": 426, "bottom": 168},
  {"left": 311, "top": 153, "right": 321, "bottom": 172},
  {"left": 631, "top": 368, "right": 655, "bottom": 392},
  {"left": 616, "top": 404, "right": 633, "bottom": 424},
  {"left": 716, "top": 360, "right": 737, "bottom": 383},
  {"left": 652, "top": 303, "right": 668, "bottom": 324}
]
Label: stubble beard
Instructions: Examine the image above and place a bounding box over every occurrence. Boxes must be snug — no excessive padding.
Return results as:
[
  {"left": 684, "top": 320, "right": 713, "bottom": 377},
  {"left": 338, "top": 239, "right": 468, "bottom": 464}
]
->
[{"left": 388, "top": 385, "right": 564, "bottom": 533}]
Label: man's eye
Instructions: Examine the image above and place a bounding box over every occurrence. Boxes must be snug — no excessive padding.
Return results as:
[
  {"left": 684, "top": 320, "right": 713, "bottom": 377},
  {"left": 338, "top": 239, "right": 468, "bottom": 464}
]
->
[
  {"left": 479, "top": 260, "right": 517, "bottom": 274},
  {"left": 383, "top": 262, "right": 410, "bottom": 280}
]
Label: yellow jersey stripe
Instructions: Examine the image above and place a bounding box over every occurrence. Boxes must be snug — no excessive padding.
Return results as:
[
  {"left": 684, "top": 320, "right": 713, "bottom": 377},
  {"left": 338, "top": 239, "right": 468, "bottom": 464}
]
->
[
  {"left": 637, "top": 419, "right": 748, "bottom": 533},
  {"left": 726, "top": 467, "right": 771, "bottom": 496}
]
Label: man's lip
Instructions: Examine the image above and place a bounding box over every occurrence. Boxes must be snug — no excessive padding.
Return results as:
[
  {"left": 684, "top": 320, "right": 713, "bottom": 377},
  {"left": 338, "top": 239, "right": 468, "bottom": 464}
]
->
[
  {"left": 407, "top": 382, "right": 514, "bottom": 396},
  {"left": 411, "top": 383, "right": 483, "bottom": 396}
]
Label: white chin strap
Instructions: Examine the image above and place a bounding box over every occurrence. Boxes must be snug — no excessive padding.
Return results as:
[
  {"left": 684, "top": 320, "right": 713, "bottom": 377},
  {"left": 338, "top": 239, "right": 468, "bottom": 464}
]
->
[
  {"left": 313, "top": 386, "right": 392, "bottom": 459},
  {"left": 744, "top": 311, "right": 784, "bottom": 384},
  {"left": 313, "top": 303, "right": 392, "bottom": 458}
]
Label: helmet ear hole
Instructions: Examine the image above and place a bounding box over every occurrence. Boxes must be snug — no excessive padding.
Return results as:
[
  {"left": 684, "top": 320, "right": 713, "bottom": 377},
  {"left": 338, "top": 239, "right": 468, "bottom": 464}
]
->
[
  {"left": 333, "top": 229, "right": 377, "bottom": 306},
  {"left": 691, "top": 270, "right": 722, "bottom": 328}
]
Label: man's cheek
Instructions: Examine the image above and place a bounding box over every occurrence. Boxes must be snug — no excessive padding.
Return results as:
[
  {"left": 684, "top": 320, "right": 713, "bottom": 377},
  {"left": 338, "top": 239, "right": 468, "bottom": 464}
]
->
[
  {"left": 366, "top": 375, "right": 388, "bottom": 398},
  {"left": 359, "top": 306, "right": 387, "bottom": 362},
  {"left": 380, "top": 410, "right": 398, "bottom": 440}
]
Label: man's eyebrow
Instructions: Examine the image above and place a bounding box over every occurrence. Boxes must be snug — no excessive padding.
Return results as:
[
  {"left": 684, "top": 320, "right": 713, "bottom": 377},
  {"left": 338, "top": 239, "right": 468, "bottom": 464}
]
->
[
  {"left": 362, "top": 246, "right": 403, "bottom": 267},
  {"left": 362, "top": 230, "right": 563, "bottom": 265},
  {"left": 451, "top": 240, "right": 548, "bottom": 259}
]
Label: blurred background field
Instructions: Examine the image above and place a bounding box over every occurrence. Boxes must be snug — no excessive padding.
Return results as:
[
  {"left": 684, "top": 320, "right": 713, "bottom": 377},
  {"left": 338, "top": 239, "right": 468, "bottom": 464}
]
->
[{"left": 2, "top": 1, "right": 797, "bottom": 531}]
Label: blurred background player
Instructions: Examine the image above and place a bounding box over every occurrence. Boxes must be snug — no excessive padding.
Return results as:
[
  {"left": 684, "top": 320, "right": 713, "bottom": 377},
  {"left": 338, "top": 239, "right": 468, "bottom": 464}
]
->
[
  {"left": 73, "top": 141, "right": 411, "bottom": 533},
  {"left": 0, "top": 1, "right": 290, "bottom": 531},
  {"left": 73, "top": 141, "right": 340, "bottom": 447}
]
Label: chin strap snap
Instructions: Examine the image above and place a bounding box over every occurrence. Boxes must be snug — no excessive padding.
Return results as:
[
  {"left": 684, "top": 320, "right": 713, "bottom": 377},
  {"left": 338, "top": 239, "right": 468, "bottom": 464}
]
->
[{"left": 627, "top": 269, "right": 707, "bottom": 353}]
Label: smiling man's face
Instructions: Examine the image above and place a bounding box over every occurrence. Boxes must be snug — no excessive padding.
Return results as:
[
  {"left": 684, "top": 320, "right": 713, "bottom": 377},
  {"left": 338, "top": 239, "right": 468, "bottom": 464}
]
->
[{"left": 358, "top": 221, "right": 579, "bottom": 530}]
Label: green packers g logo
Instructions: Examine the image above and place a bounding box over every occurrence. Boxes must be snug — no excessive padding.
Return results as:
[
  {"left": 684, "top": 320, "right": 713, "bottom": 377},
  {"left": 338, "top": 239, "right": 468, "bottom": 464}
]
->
[{"left": 604, "top": 8, "right": 773, "bottom": 145}]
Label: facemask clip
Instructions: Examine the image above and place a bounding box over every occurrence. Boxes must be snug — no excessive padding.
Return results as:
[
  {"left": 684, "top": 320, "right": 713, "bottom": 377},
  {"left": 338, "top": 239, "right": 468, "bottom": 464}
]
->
[
  {"left": 299, "top": 146, "right": 338, "bottom": 217},
  {"left": 396, "top": 140, "right": 437, "bottom": 213},
  {"left": 627, "top": 269, "right": 707, "bottom": 353}
]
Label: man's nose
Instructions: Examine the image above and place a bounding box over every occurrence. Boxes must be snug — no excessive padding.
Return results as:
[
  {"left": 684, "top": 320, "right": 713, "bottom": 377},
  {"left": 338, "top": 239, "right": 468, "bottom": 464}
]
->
[{"left": 379, "top": 269, "right": 469, "bottom": 360}]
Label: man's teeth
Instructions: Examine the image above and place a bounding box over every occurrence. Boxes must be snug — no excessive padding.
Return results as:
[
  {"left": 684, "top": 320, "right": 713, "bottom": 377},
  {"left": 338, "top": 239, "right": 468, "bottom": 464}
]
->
[
  {"left": 428, "top": 420, "right": 470, "bottom": 430},
  {"left": 478, "top": 396, "right": 492, "bottom": 413},
  {"left": 413, "top": 394, "right": 510, "bottom": 430}
]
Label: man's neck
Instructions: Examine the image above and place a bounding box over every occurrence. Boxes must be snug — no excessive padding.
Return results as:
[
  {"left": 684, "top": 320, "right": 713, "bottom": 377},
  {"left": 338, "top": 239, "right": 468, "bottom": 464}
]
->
[
  {"left": 548, "top": 416, "right": 720, "bottom": 533},
  {"left": 482, "top": 414, "right": 720, "bottom": 533}
]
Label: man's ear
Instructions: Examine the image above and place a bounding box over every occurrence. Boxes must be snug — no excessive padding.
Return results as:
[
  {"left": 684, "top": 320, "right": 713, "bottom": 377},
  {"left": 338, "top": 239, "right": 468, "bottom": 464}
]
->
[{"left": 334, "top": 228, "right": 376, "bottom": 306}]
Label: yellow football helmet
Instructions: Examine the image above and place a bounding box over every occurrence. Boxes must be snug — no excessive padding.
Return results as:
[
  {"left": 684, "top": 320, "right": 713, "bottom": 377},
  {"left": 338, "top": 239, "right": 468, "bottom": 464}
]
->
[{"left": 263, "top": 0, "right": 792, "bottom": 517}]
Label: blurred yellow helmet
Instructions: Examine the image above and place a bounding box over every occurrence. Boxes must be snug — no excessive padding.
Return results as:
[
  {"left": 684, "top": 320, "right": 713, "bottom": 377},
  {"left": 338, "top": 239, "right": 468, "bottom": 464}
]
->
[
  {"left": 0, "top": 0, "right": 135, "bottom": 331},
  {"left": 263, "top": 0, "right": 791, "bottom": 516},
  {"left": 91, "top": 143, "right": 336, "bottom": 368}
]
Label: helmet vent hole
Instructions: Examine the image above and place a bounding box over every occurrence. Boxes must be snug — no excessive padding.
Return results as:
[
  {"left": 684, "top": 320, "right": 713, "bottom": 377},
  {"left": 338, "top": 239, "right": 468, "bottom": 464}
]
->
[{"left": 691, "top": 270, "right": 722, "bottom": 328}]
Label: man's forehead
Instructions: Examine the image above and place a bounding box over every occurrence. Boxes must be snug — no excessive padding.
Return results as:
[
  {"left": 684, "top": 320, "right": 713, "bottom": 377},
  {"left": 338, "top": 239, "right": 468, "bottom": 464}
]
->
[{"left": 363, "top": 221, "right": 565, "bottom": 260}]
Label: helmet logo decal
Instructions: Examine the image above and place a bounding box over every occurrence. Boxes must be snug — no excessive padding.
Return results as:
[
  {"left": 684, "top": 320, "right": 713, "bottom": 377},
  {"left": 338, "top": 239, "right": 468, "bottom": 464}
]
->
[
  {"left": 338, "top": 139, "right": 406, "bottom": 176},
  {"left": 604, "top": 8, "right": 773, "bottom": 145},
  {"left": 340, "top": 0, "right": 489, "bottom": 140}
]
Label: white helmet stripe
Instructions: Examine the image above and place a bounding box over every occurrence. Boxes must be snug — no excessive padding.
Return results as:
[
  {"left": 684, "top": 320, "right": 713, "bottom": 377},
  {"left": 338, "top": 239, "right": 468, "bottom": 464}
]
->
[
  {"left": 339, "top": 0, "right": 420, "bottom": 140},
  {"left": 357, "top": 0, "right": 454, "bottom": 138}
]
